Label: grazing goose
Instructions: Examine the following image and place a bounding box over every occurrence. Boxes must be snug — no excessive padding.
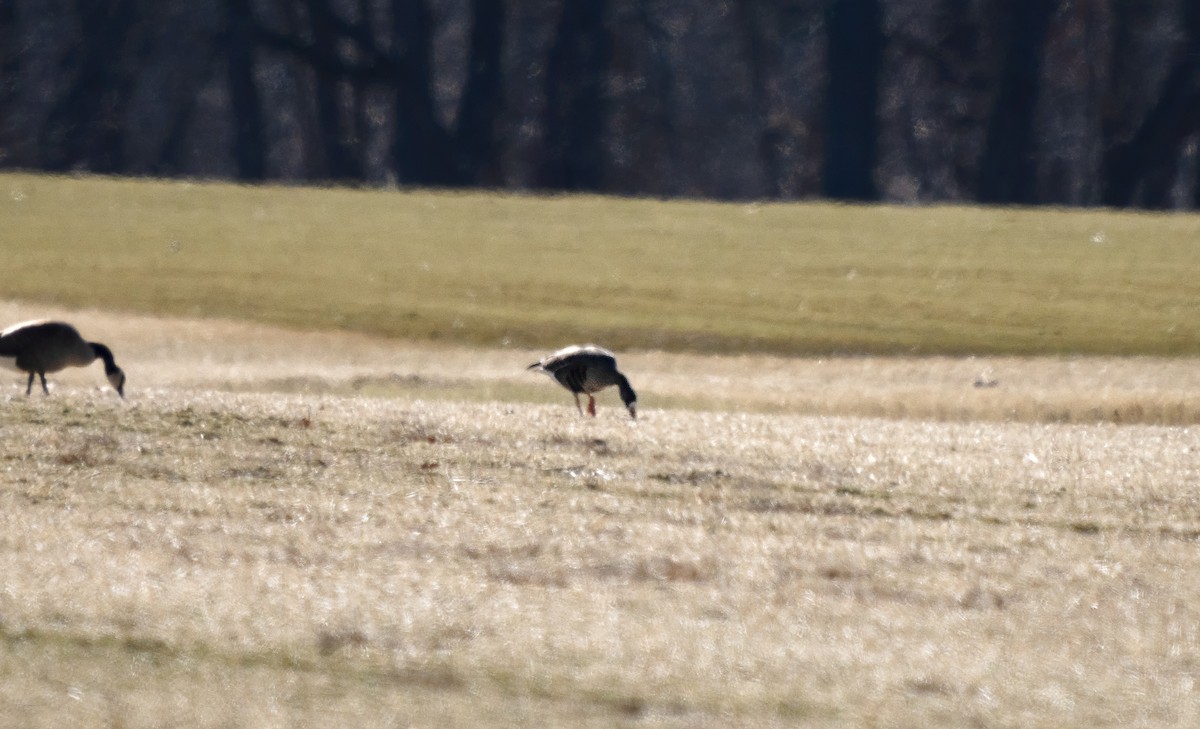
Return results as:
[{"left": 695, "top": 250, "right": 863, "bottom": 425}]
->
[
  {"left": 0, "top": 320, "right": 126, "bottom": 398},
  {"left": 528, "top": 344, "right": 637, "bottom": 419}
]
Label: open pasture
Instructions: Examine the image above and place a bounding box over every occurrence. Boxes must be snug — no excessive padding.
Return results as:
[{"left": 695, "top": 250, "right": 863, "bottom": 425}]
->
[
  {"left": 3, "top": 174, "right": 1200, "bottom": 726},
  {"left": 2, "top": 305, "right": 1200, "bottom": 727},
  {"left": 4, "top": 172, "right": 1200, "bottom": 356}
]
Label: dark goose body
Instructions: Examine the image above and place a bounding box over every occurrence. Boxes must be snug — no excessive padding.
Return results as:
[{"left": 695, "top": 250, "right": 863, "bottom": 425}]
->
[
  {"left": 0, "top": 320, "right": 126, "bottom": 397},
  {"left": 528, "top": 344, "right": 637, "bottom": 419}
]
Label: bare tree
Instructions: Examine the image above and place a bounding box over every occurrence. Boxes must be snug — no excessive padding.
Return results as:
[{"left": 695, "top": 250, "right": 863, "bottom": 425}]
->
[
  {"left": 1102, "top": 0, "right": 1200, "bottom": 208},
  {"left": 223, "top": 0, "right": 267, "bottom": 180},
  {"left": 0, "top": 0, "right": 18, "bottom": 164},
  {"left": 38, "top": 0, "right": 144, "bottom": 173},
  {"left": 538, "top": 0, "right": 612, "bottom": 190},
  {"left": 976, "top": 0, "right": 1056, "bottom": 204},
  {"left": 822, "top": 0, "right": 883, "bottom": 200},
  {"left": 6, "top": 0, "right": 1200, "bottom": 208}
]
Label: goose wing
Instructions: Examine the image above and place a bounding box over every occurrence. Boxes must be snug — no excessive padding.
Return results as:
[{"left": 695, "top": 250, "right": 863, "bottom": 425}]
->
[
  {"left": 0, "top": 321, "right": 91, "bottom": 371},
  {"left": 529, "top": 344, "right": 616, "bottom": 372}
]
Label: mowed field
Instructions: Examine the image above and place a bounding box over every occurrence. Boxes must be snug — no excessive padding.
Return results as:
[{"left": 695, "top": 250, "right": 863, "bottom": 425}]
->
[
  {"left": 3, "top": 175, "right": 1200, "bottom": 727},
  {"left": 5, "top": 172, "right": 1200, "bottom": 356}
]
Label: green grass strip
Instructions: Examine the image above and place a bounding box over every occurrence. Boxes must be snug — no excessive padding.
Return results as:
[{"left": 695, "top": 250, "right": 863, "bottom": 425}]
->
[{"left": 4, "top": 173, "right": 1199, "bottom": 355}]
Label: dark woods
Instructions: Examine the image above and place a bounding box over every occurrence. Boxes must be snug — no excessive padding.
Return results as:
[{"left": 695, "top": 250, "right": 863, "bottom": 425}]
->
[{"left": 2, "top": 0, "right": 1200, "bottom": 208}]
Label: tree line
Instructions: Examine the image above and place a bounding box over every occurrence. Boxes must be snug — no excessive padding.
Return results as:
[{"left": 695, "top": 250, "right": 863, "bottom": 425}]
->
[{"left": 2, "top": 0, "right": 1200, "bottom": 209}]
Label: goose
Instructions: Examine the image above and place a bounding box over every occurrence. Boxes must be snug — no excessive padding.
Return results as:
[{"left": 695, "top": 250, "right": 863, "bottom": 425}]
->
[
  {"left": 528, "top": 344, "right": 637, "bottom": 419},
  {"left": 0, "top": 320, "right": 126, "bottom": 398}
]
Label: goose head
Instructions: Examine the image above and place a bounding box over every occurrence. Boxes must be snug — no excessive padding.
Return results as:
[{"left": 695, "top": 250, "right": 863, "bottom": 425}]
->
[{"left": 108, "top": 368, "right": 126, "bottom": 399}]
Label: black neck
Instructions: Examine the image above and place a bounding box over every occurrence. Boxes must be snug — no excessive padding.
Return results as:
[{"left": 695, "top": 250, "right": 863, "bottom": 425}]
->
[
  {"left": 616, "top": 373, "right": 637, "bottom": 407},
  {"left": 90, "top": 342, "right": 118, "bottom": 374}
]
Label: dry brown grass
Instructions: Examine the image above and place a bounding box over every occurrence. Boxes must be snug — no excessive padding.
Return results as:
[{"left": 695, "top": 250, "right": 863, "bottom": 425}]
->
[
  {"left": 2, "top": 303, "right": 1200, "bottom": 727},
  {"left": 6, "top": 301, "right": 1200, "bottom": 426}
]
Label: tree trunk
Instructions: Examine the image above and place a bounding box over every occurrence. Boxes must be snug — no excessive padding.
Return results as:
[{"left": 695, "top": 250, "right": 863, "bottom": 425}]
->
[
  {"left": 736, "top": 1, "right": 782, "bottom": 199},
  {"left": 39, "top": 0, "right": 140, "bottom": 173},
  {"left": 454, "top": 0, "right": 506, "bottom": 185},
  {"left": 391, "top": 0, "right": 455, "bottom": 184},
  {"left": 224, "top": 0, "right": 267, "bottom": 180},
  {"left": 822, "top": 0, "right": 883, "bottom": 201},
  {"left": 0, "top": 0, "right": 17, "bottom": 163},
  {"left": 1102, "top": 1, "right": 1200, "bottom": 208},
  {"left": 976, "top": 0, "right": 1056, "bottom": 204},
  {"left": 539, "top": 0, "right": 612, "bottom": 191},
  {"left": 306, "top": 0, "right": 361, "bottom": 181}
]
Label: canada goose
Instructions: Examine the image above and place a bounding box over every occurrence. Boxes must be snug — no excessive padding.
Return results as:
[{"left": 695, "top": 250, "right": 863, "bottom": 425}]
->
[
  {"left": 0, "top": 320, "right": 126, "bottom": 398},
  {"left": 528, "top": 344, "right": 637, "bottom": 419}
]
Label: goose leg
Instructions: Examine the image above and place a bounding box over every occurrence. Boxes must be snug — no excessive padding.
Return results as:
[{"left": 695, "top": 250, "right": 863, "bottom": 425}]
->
[
  {"left": 587, "top": 394, "right": 596, "bottom": 417},
  {"left": 573, "top": 392, "right": 584, "bottom": 416},
  {"left": 25, "top": 372, "right": 34, "bottom": 396},
  {"left": 39, "top": 372, "right": 49, "bottom": 395}
]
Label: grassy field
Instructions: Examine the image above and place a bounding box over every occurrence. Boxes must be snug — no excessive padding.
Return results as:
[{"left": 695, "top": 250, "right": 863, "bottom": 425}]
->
[
  {"left": 0, "top": 304, "right": 1198, "bottom": 727},
  {"left": 3, "top": 175, "right": 1200, "bottom": 727},
  {"left": 4, "top": 172, "right": 1200, "bottom": 355}
]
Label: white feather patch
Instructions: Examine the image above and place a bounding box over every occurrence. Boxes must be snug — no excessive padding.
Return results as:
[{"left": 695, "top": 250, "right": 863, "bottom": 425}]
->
[{"left": 1, "top": 319, "right": 46, "bottom": 337}]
